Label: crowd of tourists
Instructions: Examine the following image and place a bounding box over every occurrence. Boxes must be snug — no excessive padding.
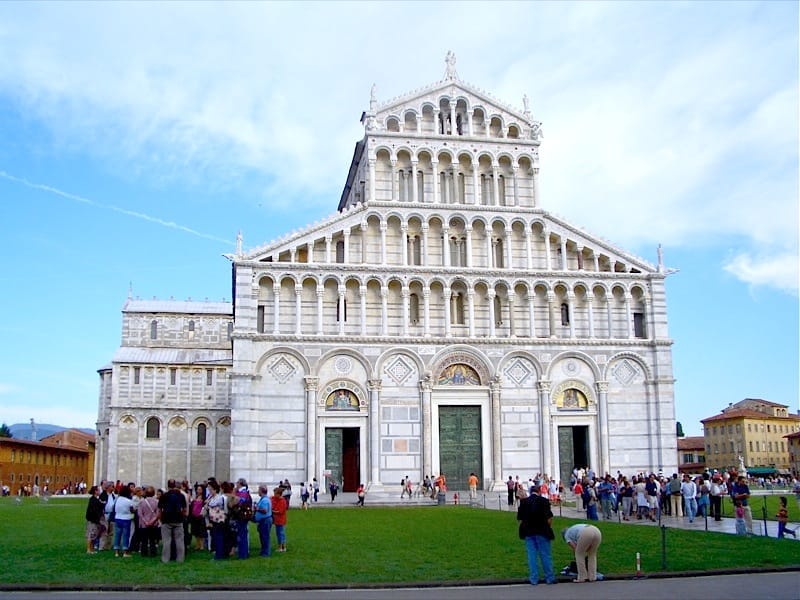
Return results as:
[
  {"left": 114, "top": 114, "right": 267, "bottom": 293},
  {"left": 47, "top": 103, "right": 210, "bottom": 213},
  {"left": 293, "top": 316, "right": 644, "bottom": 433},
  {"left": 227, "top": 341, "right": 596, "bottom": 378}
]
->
[{"left": 83, "top": 476, "right": 319, "bottom": 562}]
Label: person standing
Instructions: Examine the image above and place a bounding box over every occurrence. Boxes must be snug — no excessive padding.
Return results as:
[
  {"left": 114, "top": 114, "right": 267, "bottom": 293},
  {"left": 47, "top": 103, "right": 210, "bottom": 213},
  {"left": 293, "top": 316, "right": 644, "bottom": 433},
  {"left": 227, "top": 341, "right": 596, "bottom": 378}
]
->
[
  {"left": 468, "top": 472, "right": 479, "bottom": 501},
  {"left": 516, "top": 487, "right": 557, "bottom": 585},
  {"left": 233, "top": 478, "right": 253, "bottom": 559},
  {"left": 709, "top": 475, "right": 724, "bottom": 521},
  {"left": 137, "top": 486, "right": 160, "bottom": 557},
  {"left": 271, "top": 486, "right": 289, "bottom": 552},
  {"left": 158, "top": 479, "right": 187, "bottom": 563},
  {"left": 562, "top": 523, "right": 603, "bottom": 582},
  {"left": 112, "top": 486, "right": 135, "bottom": 558},
  {"left": 507, "top": 476, "right": 516, "bottom": 507},
  {"left": 300, "top": 482, "right": 310, "bottom": 510},
  {"left": 254, "top": 485, "right": 274, "bottom": 555},
  {"left": 84, "top": 485, "right": 103, "bottom": 554},
  {"left": 356, "top": 483, "right": 366, "bottom": 506},
  {"left": 668, "top": 474, "right": 683, "bottom": 517},
  {"left": 732, "top": 476, "right": 753, "bottom": 535},
  {"left": 99, "top": 482, "right": 117, "bottom": 551},
  {"left": 328, "top": 479, "right": 339, "bottom": 503},
  {"left": 312, "top": 478, "right": 320, "bottom": 503},
  {"left": 205, "top": 480, "right": 228, "bottom": 560},
  {"left": 680, "top": 474, "right": 697, "bottom": 523}
]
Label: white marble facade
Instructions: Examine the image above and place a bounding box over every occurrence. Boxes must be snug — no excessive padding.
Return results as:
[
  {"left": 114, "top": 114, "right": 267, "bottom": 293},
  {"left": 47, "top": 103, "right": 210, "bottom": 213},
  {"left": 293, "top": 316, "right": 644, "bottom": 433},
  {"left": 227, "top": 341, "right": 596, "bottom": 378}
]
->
[{"left": 97, "top": 56, "right": 678, "bottom": 491}]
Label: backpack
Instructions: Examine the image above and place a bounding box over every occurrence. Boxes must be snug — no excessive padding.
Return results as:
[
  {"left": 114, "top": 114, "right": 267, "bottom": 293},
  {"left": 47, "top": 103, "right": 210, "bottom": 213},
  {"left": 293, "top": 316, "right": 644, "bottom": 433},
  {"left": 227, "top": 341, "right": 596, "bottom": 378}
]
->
[
  {"left": 229, "top": 490, "right": 254, "bottom": 522},
  {"left": 581, "top": 487, "right": 591, "bottom": 503}
]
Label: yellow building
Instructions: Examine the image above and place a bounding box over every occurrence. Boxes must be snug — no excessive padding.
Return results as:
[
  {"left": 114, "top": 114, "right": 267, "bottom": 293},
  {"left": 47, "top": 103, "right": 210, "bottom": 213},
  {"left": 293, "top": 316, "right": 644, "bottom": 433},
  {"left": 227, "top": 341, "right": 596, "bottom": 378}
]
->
[
  {"left": 702, "top": 398, "right": 800, "bottom": 476},
  {"left": 0, "top": 430, "right": 94, "bottom": 495},
  {"left": 786, "top": 431, "right": 800, "bottom": 478}
]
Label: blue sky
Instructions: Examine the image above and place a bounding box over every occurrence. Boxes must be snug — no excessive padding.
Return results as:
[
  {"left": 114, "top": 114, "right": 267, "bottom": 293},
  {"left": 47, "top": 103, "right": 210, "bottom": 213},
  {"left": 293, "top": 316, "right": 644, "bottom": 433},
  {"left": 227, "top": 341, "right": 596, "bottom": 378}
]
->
[{"left": 0, "top": 2, "right": 796, "bottom": 436}]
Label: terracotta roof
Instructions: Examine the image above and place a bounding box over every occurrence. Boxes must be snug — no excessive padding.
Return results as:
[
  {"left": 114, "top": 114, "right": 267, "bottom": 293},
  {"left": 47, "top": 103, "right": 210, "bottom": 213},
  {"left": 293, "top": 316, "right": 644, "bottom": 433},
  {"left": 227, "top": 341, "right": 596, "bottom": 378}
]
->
[
  {"left": 677, "top": 436, "right": 705, "bottom": 450},
  {"left": 735, "top": 398, "right": 788, "bottom": 409},
  {"left": 786, "top": 431, "right": 800, "bottom": 440},
  {"left": 701, "top": 408, "right": 800, "bottom": 423}
]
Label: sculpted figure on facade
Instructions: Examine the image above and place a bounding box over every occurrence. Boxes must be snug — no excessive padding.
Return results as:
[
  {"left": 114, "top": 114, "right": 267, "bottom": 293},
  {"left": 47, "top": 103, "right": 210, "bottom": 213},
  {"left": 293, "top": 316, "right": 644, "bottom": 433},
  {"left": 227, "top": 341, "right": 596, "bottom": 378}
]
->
[{"left": 444, "top": 50, "right": 458, "bottom": 80}]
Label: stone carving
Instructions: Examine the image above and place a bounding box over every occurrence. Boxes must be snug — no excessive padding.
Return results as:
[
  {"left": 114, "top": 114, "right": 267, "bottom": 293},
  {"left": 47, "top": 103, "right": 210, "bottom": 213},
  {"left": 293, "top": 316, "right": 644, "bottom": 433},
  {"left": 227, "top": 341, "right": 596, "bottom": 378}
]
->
[
  {"left": 531, "top": 121, "right": 543, "bottom": 141},
  {"left": 334, "top": 356, "right": 352, "bottom": 375},
  {"left": 612, "top": 359, "right": 638, "bottom": 386},
  {"left": 505, "top": 358, "right": 533, "bottom": 386},
  {"left": 385, "top": 355, "right": 414, "bottom": 386},
  {"left": 370, "top": 83, "right": 377, "bottom": 111},
  {"left": 269, "top": 355, "right": 296, "bottom": 384}
]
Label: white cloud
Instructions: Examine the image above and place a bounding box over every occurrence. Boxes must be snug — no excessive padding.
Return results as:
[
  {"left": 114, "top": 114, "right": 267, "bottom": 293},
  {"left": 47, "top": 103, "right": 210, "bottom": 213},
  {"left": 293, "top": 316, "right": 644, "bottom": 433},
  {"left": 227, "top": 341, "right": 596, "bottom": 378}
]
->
[
  {"left": 0, "top": 2, "right": 795, "bottom": 291},
  {"left": 723, "top": 251, "right": 800, "bottom": 294}
]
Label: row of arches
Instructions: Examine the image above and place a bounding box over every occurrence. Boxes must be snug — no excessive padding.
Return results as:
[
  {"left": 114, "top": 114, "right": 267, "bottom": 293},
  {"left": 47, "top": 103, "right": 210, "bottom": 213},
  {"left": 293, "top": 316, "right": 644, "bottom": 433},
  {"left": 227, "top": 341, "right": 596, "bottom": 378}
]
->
[
  {"left": 271, "top": 213, "right": 640, "bottom": 275},
  {"left": 381, "top": 95, "right": 535, "bottom": 140},
  {"left": 254, "top": 274, "right": 650, "bottom": 340}
]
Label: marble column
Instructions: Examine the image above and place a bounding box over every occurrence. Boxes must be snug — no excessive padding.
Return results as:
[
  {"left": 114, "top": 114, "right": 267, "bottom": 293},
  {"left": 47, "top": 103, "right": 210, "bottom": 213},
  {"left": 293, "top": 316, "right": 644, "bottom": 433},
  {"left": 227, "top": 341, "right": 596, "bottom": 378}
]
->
[
  {"left": 423, "top": 286, "right": 431, "bottom": 337},
  {"left": 533, "top": 167, "right": 540, "bottom": 207},
  {"left": 401, "top": 223, "right": 409, "bottom": 265},
  {"left": 304, "top": 377, "right": 318, "bottom": 484},
  {"left": 337, "top": 287, "right": 346, "bottom": 335},
  {"left": 368, "top": 378, "right": 383, "bottom": 489},
  {"left": 547, "top": 292, "right": 556, "bottom": 338},
  {"left": 402, "top": 287, "right": 410, "bottom": 336},
  {"left": 411, "top": 160, "right": 419, "bottom": 203},
  {"left": 443, "top": 287, "right": 451, "bottom": 337},
  {"left": 380, "top": 286, "right": 388, "bottom": 336},
  {"left": 490, "top": 377, "right": 503, "bottom": 488},
  {"left": 432, "top": 161, "right": 440, "bottom": 204},
  {"left": 543, "top": 228, "right": 552, "bottom": 270},
  {"left": 360, "top": 222, "right": 368, "bottom": 264},
  {"left": 272, "top": 289, "right": 281, "bottom": 335},
  {"left": 487, "top": 290, "right": 496, "bottom": 337},
  {"left": 538, "top": 380, "right": 553, "bottom": 477},
  {"left": 390, "top": 159, "right": 398, "bottom": 201},
  {"left": 316, "top": 289, "right": 324, "bottom": 335},
  {"left": 596, "top": 381, "right": 610, "bottom": 476},
  {"left": 368, "top": 159, "right": 376, "bottom": 202},
  {"left": 527, "top": 292, "right": 536, "bottom": 337},
  {"left": 360, "top": 285, "right": 367, "bottom": 336},
  {"left": 465, "top": 226, "right": 473, "bottom": 267},
  {"left": 587, "top": 293, "right": 595, "bottom": 338},
  {"left": 294, "top": 284, "right": 302, "bottom": 336},
  {"left": 467, "top": 289, "right": 475, "bottom": 337},
  {"left": 420, "top": 375, "right": 433, "bottom": 479}
]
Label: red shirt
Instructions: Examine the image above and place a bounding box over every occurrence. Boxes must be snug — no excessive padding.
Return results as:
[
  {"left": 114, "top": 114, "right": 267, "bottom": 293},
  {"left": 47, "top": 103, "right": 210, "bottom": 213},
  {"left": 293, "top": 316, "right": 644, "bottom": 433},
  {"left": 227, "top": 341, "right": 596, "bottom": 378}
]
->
[{"left": 271, "top": 495, "right": 288, "bottom": 526}]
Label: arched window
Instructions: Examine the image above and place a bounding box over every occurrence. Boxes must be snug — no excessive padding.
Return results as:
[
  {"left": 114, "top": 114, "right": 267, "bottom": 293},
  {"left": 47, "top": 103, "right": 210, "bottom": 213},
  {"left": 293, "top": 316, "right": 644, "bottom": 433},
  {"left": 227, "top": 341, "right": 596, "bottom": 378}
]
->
[
  {"left": 197, "top": 423, "right": 207, "bottom": 446},
  {"left": 227, "top": 321, "right": 234, "bottom": 340},
  {"left": 336, "top": 298, "right": 347, "bottom": 322},
  {"left": 494, "top": 295, "right": 503, "bottom": 325},
  {"left": 560, "top": 303, "right": 570, "bottom": 326},
  {"left": 188, "top": 320, "right": 195, "bottom": 340},
  {"left": 451, "top": 293, "right": 465, "bottom": 325},
  {"left": 145, "top": 417, "right": 160, "bottom": 439},
  {"left": 633, "top": 312, "right": 646, "bottom": 338},
  {"left": 493, "top": 238, "right": 504, "bottom": 268},
  {"left": 150, "top": 320, "right": 158, "bottom": 340},
  {"left": 409, "top": 293, "right": 420, "bottom": 325},
  {"left": 335, "top": 240, "right": 345, "bottom": 263}
]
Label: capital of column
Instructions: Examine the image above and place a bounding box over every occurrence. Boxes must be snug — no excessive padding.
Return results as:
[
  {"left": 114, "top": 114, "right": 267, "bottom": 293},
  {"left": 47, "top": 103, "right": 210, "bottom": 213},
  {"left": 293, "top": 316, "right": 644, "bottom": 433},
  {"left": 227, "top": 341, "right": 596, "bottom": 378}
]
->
[
  {"left": 419, "top": 373, "right": 433, "bottom": 392},
  {"left": 546, "top": 291, "right": 556, "bottom": 302},
  {"left": 411, "top": 159, "right": 418, "bottom": 167},
  {"left": 367, "top": 378, "right": 383, "bottom": 392},
  {"left": 390, "top": 159, "right": 397, "bottom": 167},
  {"left": 401, "top": 287, "right": 410, "bottom": 298},
  {"left": 508, "top": 291, "right": 516, "bottom": 303},
  {"left": 359, "top": 287, "right": 367, "bottom": 298},
  {"left": 538, "top": 380, "right": 551, "bottom": 394},
  {"left": 465, "top": 225, "right": 472, "bottom": 234},
  {"left": 586, "top": 293, "right": 594, "bottom": 303},
  {"left": 443, "top": 287, "right": 452, "bottom": 299},
  {"left": 380, "top": 286, "right": 388, "bottom": 298},
  {"left": 487, "top": 290, "right": 496, "bottom": 299},
  {"left": 325, "top": 235, "right": 332, "bottom": 243},
  {"left": 316, "top": 289, "right": 325, "bottom": 298},
  {"left": 343, "top": 230, "right": 351, "bottom": 239},
  {"left": 595, "top": 381, "right": 609, "bottom": 394},
  {"left": 294, "top": 284, "right": 302, "bottom": 294},
  {"left": 421, "top": 223, "right": 429, "bottom": 233},
  {"left": 379, "top": 223, "right": 387, "bottom": 233},
  {"left": 337, "top": 286, "right": 346, "bottom": 296},
  {"left": 273, "top": 289, "right": 280, "bottom": 297},
  {"left": 423, "top": 288, "right": 431, "bottom": 299},
  {"left": 304, "top": 376, "right": 319, "bottom": 392},
  {"left": 360, "top": 221, "right": 368, "bottom": 232},
  {"left": 400, "top": 222, "right": 408, "bottom": 233}
]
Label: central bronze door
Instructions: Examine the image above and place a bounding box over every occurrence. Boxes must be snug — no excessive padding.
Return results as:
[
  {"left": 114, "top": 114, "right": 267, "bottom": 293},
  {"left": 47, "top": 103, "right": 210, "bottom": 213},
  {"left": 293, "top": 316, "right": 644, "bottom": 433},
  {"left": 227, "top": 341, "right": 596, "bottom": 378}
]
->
[
  {"left": 325, "top": 427, "right": 360, "bottom": 492},
  {"left": 438, "top": 406, "right": 482, "bottom": 491}
]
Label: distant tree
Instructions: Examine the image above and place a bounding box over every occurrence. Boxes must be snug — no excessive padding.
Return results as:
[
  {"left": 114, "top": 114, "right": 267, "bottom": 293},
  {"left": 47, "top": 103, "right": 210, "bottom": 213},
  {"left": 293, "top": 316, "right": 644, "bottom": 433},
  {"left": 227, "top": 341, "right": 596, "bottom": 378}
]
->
[
  {"left": 676, "top": 421, "right": 685, "bottom": 438},
  {"left": 0, "top": 423, "right": 12, "bottom": 438}
]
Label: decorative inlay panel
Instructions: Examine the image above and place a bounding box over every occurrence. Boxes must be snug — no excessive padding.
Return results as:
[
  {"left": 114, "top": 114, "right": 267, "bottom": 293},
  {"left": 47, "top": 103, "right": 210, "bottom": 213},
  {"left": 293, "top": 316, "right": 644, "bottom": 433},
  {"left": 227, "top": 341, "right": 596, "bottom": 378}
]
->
[
  {"left": 612, "top": 359, "right": 639, "bottom": 386},
  {"left": 269, "top": 355, "right": 296, "bottom": 383},
  {"left": 505, "top": 358, "right": 533, "bottom": 386},
  {"left": 385, "top": 356, "right": 414, "bottom": 386}
]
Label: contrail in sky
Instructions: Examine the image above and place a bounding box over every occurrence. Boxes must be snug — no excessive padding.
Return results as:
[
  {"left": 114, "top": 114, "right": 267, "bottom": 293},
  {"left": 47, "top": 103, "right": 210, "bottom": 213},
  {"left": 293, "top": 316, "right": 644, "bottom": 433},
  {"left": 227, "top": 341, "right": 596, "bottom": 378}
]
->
[{"left": 0, "top": 170, "right": 234, "bottom": 246}]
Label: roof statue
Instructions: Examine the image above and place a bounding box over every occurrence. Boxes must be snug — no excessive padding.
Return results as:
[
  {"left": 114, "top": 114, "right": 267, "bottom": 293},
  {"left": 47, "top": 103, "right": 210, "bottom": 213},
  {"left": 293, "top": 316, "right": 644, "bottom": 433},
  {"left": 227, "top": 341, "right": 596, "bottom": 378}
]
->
[
  {"left": 530, "top": 121, "right": 543, "bottom": 141},
  {"left": 444, "top": 50, "right": 458, "bottom": 81},
  {"left": 369, "top": 83, "right": 377, "bottom": 112},
  {"left": 236, "top": 231, "right": 243, "bottom": 257}
]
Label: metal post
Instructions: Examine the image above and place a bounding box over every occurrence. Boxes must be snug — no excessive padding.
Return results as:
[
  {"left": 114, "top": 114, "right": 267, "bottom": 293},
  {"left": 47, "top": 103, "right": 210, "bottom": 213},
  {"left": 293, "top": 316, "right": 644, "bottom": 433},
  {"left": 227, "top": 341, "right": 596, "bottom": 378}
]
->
[
  {"left": 704, "top": 504, "right": 708, "bottom": 531},
  {"left": 660, "top": 525, "right": 667, "bottom": 571},
  {"left": 498, "top": 495, "right": 502, "bottom": 511},
  {"left": 762, "top": 496, "right": 769, "bottom": 537}
]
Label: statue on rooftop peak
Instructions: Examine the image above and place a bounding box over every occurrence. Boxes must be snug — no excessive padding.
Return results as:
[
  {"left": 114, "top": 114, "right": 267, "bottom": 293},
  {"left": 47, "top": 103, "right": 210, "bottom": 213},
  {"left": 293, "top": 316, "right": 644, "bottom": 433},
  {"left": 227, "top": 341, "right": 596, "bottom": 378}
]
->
[
  {"left": 444, "top": 50, "right": 458, "bottom": 80},
  {"left": 369, "top": 83, "right": 377, "bottom": 112}
]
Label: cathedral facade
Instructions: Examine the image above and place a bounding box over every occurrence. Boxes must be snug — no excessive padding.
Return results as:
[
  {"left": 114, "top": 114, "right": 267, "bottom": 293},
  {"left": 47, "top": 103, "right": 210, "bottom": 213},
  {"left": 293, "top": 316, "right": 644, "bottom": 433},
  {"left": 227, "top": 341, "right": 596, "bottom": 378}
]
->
[{"left": 96, "top": 57, "right": 678, "bottom": 491}]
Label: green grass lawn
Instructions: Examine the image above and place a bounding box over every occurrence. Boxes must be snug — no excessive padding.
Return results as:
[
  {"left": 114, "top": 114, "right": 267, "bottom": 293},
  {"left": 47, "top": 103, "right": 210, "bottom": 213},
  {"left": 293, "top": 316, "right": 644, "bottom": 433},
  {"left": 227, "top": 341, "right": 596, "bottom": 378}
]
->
[{"left": 1, "top": 497, "right": 798, "bottom": 587}]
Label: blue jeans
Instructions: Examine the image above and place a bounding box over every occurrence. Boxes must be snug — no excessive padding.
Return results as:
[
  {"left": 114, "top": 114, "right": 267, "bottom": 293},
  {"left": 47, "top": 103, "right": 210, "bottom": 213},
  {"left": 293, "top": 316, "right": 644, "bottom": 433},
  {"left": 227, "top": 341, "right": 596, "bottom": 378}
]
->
[
  {"left": 524, "top": 535, "right": 555, "bottom": 584},
  {"left": 257, "top": 518, "right": 273, "bottom": 556},
  {"left": 587, "top": 504, "right": 598, "bottom": 521},
  {"left": 235, "top": 520, "right": 249, "bottom": 558},
  {"left": 211, "top": 523, "right": 227, "bottom": 560},
  {"left": 275, "top": 524, "right": 286, "bottom": 546},
  {"left": 684, "top": 497, "right": 698, "bottom": 522},
  {"left": 112, "top": 518, "right": 132, "bottom": 551}
]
